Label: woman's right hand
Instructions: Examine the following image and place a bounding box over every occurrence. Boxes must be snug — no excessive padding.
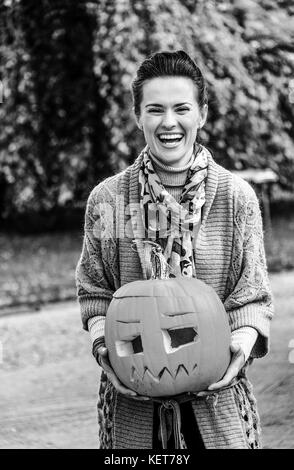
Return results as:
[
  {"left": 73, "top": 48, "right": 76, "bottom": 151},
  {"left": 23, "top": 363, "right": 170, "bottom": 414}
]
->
[{"left": 97, "top": 346, "right": 150, "bottom": 401}]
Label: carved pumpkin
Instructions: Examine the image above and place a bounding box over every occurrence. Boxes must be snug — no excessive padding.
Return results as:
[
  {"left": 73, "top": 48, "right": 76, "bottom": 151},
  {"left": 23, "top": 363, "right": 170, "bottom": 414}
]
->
[{"left": 105, "top": 277, "right": 231, "bottom": 397}]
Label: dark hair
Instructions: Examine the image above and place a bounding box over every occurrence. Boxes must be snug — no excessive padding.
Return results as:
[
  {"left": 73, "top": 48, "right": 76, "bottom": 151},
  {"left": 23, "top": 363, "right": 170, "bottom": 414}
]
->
[{"left": 131, "top": 50, "right": 208, "bottom": 118}]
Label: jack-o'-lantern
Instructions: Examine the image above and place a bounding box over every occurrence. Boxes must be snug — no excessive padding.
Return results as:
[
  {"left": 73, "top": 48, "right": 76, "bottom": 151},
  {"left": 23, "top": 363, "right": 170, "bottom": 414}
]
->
[{"left": 105, "top": 277, "right": 231, "bottom": 397}]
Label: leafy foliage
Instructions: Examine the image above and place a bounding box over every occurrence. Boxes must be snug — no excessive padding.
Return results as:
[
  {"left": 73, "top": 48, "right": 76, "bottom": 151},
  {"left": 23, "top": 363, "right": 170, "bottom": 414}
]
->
[
  {"left": 0, "top": 0, "right": 112, "bottom": 222},
  {"left": 92, "top": 0, "right": 294, "bottom": 186},
  {"left": 0, "top": 0, "right": 293, "bottom": 228}
]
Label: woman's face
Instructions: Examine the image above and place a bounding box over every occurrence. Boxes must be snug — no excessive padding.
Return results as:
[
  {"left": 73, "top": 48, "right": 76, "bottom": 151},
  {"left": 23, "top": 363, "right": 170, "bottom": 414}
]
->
[{"left": 137, "top": 76, "right": 207, "bottom": 167}]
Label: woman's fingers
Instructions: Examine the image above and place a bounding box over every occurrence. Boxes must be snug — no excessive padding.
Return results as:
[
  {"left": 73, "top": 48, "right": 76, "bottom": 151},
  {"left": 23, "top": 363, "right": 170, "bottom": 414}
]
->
[
  {"left": 97, "top": 346, "right": 150, "bottom": 400},
  {"left": 99, "top": 353, "right": 112, "bottom": 370},
  {"left": 99, "top": 353, "right": 138, "bottom": 397},
  {"left": 207, "top": 344, "right": 245, "bottom": 391},
  {"left": 97, "top": 346, "right": 108, "bottom": 357},
  {"left": 104, "top": 363, "right": 150, "bottom": 399},
  {"left": 97, "top": 346, "right": 114, "bottom": 371},
  {"left": 107, "top": 370, "right": 138, "bottom": 396}
]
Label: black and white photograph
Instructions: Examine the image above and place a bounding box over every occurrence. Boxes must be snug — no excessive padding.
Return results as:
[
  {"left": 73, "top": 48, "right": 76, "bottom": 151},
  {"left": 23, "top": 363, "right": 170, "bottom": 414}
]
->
[{"left": 0, "top": 0, "right": 293, "bottom": 452}]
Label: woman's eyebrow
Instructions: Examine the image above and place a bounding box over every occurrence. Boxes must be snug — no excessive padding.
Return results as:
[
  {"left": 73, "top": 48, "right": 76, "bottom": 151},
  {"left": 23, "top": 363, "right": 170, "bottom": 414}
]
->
[
  {"left": 175, "top": 102, "right": 193, "bottom": 106},
  {"left": 145, "top": 103, "right": 163, "bottom": 108},
  {"left": 145, "top": 102, "right": 192, "bottom": 108}
]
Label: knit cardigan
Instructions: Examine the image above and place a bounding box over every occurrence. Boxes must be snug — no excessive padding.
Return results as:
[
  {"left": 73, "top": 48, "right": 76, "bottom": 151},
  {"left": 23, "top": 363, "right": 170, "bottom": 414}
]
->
[{"left": 75, "top": 150, "right": 274, "bottom": 449}]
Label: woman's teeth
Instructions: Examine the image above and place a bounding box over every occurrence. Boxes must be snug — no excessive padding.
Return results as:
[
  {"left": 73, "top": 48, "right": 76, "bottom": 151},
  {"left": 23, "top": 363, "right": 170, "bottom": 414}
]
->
[{"left": 158, "top": 133, "right": 183, "bottom": 145}]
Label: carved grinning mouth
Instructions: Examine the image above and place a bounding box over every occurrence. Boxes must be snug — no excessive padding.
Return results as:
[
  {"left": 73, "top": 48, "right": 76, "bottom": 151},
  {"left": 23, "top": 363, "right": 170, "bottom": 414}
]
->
[{"left": 130, "top": 363, "right": 198, "bottom": 383}]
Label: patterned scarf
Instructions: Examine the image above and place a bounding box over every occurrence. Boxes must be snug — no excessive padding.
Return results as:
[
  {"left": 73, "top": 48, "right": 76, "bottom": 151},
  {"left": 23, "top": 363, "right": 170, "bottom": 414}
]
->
[{"left": 138, "top": 144, "right": 209, "bottom": 278}]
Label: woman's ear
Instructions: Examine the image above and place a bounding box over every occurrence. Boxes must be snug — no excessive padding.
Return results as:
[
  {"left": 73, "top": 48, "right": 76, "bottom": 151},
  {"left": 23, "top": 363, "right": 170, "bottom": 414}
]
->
[
  {"left": 136, "top": 117, "right": 143, "bottom": 131},
  {"left": 198, "top": 104, "right": 208, "bottom": 129}
]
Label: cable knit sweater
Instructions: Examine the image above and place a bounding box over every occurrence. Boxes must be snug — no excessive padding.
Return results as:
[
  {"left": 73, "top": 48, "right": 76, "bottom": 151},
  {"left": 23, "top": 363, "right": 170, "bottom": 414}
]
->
[{"left": 75, "top": 148, "right": 274, "bottom": 449}]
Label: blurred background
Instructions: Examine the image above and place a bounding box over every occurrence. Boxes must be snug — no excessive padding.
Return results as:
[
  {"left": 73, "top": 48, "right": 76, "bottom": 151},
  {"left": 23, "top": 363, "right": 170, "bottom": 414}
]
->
[{"left": 0, "top": 0, "right": 294, "bottom": 449}]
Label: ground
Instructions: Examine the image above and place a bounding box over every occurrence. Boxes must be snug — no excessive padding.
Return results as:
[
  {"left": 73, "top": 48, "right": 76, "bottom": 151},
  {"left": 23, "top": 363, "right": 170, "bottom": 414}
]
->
[{"left": 0, "top": 271, "right": 293, "bottom": 449}]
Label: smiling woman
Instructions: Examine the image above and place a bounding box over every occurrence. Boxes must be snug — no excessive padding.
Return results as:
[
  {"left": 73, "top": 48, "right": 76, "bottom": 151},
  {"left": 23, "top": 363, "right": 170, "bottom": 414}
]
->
[{"left": 75, "top": 50, "right": 274, "bottom": 449}]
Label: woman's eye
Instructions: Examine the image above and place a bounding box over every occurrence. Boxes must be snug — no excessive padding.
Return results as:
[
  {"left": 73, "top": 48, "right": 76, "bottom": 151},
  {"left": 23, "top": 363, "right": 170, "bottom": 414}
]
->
[
  {"left": 176, "top": 107, "right": 190, "bottom": 113},
  {"left": 148, "top": 108, "right": 162, "bottom": 114}
]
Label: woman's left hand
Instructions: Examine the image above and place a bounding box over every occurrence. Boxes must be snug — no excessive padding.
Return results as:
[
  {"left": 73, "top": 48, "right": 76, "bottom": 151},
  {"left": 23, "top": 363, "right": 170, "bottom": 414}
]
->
[{"left": 207, "top": 343, "right": 245, "bottom": 391}]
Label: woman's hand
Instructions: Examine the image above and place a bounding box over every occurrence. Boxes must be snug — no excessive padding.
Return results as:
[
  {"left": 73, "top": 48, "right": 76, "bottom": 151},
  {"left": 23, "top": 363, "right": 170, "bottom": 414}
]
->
[
  {"left": 207, "top": 343, "right": 245, "bottom": 392},
  {"left": 97, "top": 346, "right": 151, "bottom": 401}
]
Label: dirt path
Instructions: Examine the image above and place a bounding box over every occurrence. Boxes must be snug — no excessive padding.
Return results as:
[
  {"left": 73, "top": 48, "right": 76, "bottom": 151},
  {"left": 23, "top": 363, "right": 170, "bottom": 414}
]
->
[
  {"left": 0, "top": 273, "right": 294, "bottom": 449},
  {"left": 0, "top": 302, "right": 100, "bottom": 449},
  {"left": 249, "top": 271, "right": 294, "bottom": 449}
]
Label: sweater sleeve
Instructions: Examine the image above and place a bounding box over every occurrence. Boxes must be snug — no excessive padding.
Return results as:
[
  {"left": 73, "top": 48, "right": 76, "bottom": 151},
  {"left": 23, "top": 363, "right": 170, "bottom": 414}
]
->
[
  {"left": 75, "top": 181, "right": 118, "bottom": 331},
  {"left": 88, "top": 315, "right": 106, "bottom": 343},
  {"left": 231, "top": 326, "right": 258, "bottom": 362},
  {"left": 224, "top": 177, "right": 274, "bottom": 359}
]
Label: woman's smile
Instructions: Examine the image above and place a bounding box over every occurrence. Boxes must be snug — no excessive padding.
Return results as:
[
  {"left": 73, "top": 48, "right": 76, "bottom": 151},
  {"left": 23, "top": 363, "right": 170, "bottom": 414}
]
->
[{"left": 157, "top": 132, "right": 184, "bottom": 147}]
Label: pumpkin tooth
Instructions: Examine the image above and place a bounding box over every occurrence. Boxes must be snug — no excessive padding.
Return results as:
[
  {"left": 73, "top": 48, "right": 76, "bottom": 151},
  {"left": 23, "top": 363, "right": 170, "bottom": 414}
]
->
[
  {"left": 143, "top": 367, "right": 160, "bottom": 383},
  {"left": 130, "top": 366, "right": 136, "bottom": 382},
  {"left": 142, "top": 366, "right": 174, "bottom": 381},
  {"left": 132, "top": 361, "right": 145, "bottom": 379},
  {"left": 158, "top": 367, "right": 174, "bottom": 380},
  {"left": 175, "top": 364, "right": 189, "bottom": 377}
]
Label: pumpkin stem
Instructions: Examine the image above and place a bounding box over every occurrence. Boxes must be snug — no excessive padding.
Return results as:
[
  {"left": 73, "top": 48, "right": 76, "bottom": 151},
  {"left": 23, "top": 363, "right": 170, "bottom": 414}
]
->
[
  {"left": 144, "top": 240, "right": 171, "bottom": 279},
  {"left": 131, "top": 239, "right": 172, "bottom": 279}
]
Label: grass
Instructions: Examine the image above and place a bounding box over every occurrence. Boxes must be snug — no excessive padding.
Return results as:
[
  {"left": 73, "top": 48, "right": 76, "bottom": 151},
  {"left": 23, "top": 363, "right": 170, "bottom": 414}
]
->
[
  {"left": 0, "top": 231, "right": 83, "bottom": 311},
  {"left": 265, "top": 215, "right": 294, "bottom": 272},
  {"left": 0, "top": 212, "right": 293, "bottom": 311}
]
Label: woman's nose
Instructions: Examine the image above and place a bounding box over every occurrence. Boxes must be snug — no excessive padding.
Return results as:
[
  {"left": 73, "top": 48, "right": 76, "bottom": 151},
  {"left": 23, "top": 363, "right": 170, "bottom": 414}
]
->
[{"left": 161, "top": 110, "right": 177, "bottom": 128}]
